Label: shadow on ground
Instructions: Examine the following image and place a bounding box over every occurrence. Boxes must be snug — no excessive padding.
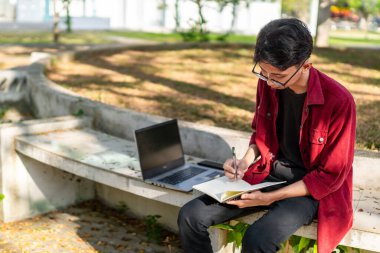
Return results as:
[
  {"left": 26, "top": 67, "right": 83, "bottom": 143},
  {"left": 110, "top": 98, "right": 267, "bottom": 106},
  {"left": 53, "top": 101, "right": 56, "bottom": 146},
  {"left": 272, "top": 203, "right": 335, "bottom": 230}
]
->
[{"left": 0, "top": 201, "right": 182, "bottom": 253}]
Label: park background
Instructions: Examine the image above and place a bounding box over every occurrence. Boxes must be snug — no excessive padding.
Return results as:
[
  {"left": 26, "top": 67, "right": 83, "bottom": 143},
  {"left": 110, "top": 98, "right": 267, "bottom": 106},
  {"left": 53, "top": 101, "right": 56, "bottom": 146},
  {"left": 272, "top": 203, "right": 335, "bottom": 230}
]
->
[{"left": 0, "top": 0, "right": 379, "bottom": 252}]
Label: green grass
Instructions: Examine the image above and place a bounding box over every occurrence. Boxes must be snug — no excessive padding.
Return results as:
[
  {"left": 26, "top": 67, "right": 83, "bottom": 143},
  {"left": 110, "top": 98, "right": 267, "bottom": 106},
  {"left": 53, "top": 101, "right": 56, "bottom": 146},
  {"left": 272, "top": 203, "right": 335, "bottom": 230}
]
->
[
  {"left": 108, "top": 30, "right": 257, "bottom": 43},
  {"left": 329, "top": 35, "right": 380, "bottom": 47},
  {"left": 0, "top": 29, "right": 379, "bottom": 48},
  {"left": 107, "top": 30, "right": 183, "bottom": 43},
  {"left": 329, "top": 30, "right": 380, "bottom": 47}
]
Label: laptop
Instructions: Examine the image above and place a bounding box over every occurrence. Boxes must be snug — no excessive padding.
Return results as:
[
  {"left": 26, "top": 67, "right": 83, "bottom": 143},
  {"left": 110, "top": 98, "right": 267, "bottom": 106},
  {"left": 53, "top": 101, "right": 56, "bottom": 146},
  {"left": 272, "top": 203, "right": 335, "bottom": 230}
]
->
[{"left": 134, "top": 119, "right": 224, "bottom": 192}]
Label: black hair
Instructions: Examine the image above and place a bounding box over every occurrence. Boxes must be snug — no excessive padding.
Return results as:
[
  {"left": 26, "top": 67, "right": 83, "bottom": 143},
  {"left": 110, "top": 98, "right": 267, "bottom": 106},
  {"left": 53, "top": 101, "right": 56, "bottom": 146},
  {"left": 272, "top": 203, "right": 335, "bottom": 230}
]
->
[{"left": 253, "top": 18, "right": 313, "bottom": 70}]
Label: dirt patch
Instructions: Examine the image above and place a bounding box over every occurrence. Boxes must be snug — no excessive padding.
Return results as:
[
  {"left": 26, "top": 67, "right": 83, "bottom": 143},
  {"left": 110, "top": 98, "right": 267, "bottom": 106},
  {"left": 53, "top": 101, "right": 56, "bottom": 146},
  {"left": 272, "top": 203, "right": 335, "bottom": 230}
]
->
[{"left": 0, "top": 200, "right": 182, "bottom": 253}]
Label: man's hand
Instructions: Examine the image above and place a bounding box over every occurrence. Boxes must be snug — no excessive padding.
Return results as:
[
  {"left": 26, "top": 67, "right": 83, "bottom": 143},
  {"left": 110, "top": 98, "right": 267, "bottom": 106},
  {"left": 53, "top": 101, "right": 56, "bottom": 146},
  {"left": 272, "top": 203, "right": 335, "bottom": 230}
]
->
[
  {"left": 223, "top": 158, "right": 249, "bottom": 180},
  {"left": 226, "top": 191, "right": 274, "bottom": 208},
  {"left": 226, "top": 180, "right": 311, "bottom": 208}
]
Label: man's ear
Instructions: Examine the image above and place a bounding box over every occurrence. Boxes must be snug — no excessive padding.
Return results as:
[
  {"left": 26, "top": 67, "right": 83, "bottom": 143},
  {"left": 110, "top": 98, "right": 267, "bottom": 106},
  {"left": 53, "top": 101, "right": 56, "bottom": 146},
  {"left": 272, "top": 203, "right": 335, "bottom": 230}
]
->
[{"left": 303, "top": 62, "right": 312, "bottom": 71}]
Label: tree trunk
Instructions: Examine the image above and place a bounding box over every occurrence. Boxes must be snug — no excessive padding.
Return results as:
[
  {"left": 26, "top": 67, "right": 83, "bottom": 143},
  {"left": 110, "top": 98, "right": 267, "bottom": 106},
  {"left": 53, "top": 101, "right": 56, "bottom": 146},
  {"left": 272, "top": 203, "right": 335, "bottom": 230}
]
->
[
  {"left": 315, "top": 0, "right": 333, "bottom": 48},
  {"left": 228, "top": 1, "right": 238, "bottom": 34},
  {"left": 195, "top": 0, "right": 206, "bottom": 36},
  {"left": 64, "top": 0, "right": 72, "bottom": 33},
  {"left": 174, "top": 0, "right": 180, "bottom": 32},
  {"left": 52, "top": 0, "right": 60, "bottom": 43}
]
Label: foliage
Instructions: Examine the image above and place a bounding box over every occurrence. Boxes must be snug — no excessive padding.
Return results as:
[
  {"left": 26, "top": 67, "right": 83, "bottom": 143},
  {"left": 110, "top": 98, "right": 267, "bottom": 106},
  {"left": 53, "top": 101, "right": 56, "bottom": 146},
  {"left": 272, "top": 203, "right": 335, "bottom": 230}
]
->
[
  {"left": 178, "top": 0, "right": 255, "bottom": 42},
  {"left": 282, "top": 0, "right": 310, "bottom": 20},
  {"left": 144, "top": 214, "right": 163, "bottom": 244},
  {"left": 336, "top": 0, "right": 380, "bottom": 19},
  {"left": 214, "top": 221, "right": 362, "bottom": 252},
  {"left": 116, "top": 201, "right": 129, "bottom": 213},
  {"left": 73, "top": 109, "right": 84, "bottom": 117},
  {"left": 52, "top": 0, "right": 73, "bottom": 43},
  {"left": 0, "top": 106, "right": 9, "bottom": 119},
  {"left": 0, "top": 193, "right": 4, "bottom": 202},
  {"left": 212, "top": 222, "right": 249, "bottom": 249},
  {"left": 62, "top": 0, "right": 72, "bottom": 33},
  {"left": 179, "top": 0, "right": 210, "bottom": 42}
]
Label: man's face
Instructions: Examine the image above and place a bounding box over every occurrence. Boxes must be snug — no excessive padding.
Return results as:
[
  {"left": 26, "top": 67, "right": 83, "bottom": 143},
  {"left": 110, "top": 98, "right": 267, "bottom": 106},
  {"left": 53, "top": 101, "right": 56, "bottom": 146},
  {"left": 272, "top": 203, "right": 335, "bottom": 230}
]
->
[{"left": 252, "top": 60, "right": 308, "bottom": 90}]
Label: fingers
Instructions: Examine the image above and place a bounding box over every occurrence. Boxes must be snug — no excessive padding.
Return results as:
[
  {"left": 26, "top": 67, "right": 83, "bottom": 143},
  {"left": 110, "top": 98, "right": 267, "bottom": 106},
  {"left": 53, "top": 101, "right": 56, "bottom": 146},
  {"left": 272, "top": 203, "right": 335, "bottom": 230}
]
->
[
  {"left": 226, "top": 199, "right": 251, "bottom": 208},
  {"left": 223, "top": 159, "right": 235, "bottom": 179},
  {"left": 224, "top": 158, "right": 250, "bottom": 180}
]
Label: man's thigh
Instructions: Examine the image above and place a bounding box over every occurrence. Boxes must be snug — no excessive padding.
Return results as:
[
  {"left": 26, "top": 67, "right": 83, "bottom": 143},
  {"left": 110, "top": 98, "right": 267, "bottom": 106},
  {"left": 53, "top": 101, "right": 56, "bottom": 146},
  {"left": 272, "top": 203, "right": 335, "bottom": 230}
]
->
[
  {"left": 243, "top": 196, "right": 318, "bottom": 250},
  {"left": 180, "top": 194, "right": 265, "bottom": 227}
]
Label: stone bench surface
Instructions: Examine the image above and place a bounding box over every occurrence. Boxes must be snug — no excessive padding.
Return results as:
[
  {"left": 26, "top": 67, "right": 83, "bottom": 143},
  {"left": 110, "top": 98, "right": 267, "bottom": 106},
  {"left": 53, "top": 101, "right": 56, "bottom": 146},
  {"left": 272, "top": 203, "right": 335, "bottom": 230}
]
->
[
  {"left": 14, "top": 127, "right": 380, "bottom": 252},
  {"left": 15, "top": 127, "right": 199, "bottom": 208}
]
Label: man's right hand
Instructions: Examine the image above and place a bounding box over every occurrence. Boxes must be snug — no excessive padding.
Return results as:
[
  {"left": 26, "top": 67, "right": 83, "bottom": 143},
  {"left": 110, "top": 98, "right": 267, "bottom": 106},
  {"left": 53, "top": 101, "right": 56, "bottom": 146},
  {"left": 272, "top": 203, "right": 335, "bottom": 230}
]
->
[{"left": 223, "top": 158, "right": 250, "bottom": 180}]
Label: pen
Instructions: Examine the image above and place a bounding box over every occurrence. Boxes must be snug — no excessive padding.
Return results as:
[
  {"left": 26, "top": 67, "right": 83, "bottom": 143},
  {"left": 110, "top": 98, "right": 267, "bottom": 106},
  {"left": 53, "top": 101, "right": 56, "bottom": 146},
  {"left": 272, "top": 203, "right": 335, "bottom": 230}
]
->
[{"left": 232, "top": 147, "right": 237, "bottom": 181}]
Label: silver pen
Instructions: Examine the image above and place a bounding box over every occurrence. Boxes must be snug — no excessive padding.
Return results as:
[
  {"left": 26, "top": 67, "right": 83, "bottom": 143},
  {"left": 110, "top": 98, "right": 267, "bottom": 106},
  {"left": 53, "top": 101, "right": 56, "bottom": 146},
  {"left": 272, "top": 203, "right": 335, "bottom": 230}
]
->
[{"left": 232, "top": 147, "right": 238, "bottom": 181}]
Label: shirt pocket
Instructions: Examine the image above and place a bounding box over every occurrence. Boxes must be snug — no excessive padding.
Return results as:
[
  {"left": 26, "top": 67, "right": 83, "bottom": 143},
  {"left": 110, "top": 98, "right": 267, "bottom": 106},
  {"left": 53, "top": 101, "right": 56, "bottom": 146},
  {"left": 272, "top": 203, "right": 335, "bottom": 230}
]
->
[
  {"left": 310, "top": 129, "right": 328, "bottom": 145},
  {"left": 257, "top": 105, "right": 273, "bottom": 120}
]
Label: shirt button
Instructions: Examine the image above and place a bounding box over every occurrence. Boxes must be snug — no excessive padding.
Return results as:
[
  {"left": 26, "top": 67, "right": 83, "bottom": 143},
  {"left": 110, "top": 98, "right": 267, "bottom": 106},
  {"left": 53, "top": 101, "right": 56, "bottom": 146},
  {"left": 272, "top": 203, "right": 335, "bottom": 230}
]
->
[
  {"left": 318, "top": 137, "right": 324, "bottom": 143},
  {"left": 267, "top": 112, "right": 271, "bottom": 117}
]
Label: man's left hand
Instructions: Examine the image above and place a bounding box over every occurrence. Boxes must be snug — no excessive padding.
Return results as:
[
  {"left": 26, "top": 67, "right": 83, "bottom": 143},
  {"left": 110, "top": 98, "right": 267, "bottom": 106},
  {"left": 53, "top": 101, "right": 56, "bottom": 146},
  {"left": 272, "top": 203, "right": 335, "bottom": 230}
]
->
[{"left": 226, "top": 191, "right": 274, "bottom": 208}]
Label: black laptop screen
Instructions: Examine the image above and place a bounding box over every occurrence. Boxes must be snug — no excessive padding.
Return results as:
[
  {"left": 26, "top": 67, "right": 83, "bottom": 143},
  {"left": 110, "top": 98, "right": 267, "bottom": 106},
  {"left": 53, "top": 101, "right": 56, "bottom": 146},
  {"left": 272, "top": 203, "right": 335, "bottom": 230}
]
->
[{"left": 135, "top": 119, "right": 185, "bottom": 179}]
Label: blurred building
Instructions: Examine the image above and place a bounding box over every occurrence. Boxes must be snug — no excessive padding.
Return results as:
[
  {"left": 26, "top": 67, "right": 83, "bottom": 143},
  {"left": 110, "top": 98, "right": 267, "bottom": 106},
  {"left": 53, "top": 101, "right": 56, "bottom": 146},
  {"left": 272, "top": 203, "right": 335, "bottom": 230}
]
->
[{"left": 0, "top": 0, "right": 282, "bottom": 35}]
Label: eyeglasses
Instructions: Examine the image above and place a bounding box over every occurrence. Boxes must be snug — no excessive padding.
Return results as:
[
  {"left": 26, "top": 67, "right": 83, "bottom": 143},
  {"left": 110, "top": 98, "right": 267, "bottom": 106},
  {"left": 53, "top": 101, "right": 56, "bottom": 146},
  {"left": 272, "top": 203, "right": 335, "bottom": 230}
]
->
[{"left": 251, "top": 59, "right": 307, "bottom": 87}]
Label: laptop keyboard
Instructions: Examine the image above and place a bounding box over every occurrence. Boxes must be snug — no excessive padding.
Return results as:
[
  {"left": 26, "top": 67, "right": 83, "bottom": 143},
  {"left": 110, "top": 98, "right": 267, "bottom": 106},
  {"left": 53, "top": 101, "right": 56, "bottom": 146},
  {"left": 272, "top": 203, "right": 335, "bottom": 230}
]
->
[{"left": 158, "top": 167, "right": 206, "bottom": 185}]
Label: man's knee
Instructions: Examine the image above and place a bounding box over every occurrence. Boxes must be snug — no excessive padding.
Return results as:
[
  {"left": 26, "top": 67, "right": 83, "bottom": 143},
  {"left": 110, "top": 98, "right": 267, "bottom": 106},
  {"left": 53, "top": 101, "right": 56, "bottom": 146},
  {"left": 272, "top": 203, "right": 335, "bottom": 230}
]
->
[{"left": 177, "top": 201, "right": 205, "bottom": 231}]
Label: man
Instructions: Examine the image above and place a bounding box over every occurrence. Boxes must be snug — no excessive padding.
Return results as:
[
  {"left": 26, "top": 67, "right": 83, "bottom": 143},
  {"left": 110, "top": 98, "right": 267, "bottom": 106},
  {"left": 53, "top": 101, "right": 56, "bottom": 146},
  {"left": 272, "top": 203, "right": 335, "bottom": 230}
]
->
[{"left": 177, "top": 18, "right": 356, "bottom": 253}]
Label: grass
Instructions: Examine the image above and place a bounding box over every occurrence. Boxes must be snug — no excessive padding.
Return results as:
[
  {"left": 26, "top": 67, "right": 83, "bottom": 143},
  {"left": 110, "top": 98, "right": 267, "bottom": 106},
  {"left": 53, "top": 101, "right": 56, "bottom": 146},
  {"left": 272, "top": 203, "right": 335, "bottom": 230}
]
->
[
  {"left": 1, "top": 29, "right": 379, "bottom": 48},
  {"left": 46, "top": 44, "right": 380, "bottom": 151},
  {"left": 329, "top": 30, "right": 380, "bottom": 47}
]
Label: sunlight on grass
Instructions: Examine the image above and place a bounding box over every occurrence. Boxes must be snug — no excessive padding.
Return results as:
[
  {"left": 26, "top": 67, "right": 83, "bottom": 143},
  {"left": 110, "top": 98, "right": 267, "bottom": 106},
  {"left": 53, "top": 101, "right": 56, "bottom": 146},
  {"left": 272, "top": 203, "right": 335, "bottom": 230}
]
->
[{"left": 46, "top": 45, "right": 380, "bottom": 151}]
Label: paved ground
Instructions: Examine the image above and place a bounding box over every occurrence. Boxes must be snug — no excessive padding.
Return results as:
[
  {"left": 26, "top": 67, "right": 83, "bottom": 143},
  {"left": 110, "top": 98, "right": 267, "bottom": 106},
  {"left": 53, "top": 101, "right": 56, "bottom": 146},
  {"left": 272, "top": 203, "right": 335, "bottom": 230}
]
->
[{"left": 0, "top": 201, "right": 183, "bottom": 253}]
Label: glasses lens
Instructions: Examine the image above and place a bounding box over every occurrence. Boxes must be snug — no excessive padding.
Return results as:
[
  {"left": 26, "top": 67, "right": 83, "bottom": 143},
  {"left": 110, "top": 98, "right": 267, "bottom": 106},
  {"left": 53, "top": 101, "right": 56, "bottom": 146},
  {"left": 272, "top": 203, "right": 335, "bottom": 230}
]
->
[
  {"left": 270, "top": 80, "right": 284, "bottom": 87},
  {"left": 254, "top": 73, "right": 267, "bottom": 81}
]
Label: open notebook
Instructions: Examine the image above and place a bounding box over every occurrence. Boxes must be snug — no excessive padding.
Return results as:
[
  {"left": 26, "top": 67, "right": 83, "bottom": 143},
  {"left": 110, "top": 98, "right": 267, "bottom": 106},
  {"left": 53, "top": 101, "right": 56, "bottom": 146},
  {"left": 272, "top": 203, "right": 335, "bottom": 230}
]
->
[{"left": 193, "top": 176, "right": 286, "bottom": 203}]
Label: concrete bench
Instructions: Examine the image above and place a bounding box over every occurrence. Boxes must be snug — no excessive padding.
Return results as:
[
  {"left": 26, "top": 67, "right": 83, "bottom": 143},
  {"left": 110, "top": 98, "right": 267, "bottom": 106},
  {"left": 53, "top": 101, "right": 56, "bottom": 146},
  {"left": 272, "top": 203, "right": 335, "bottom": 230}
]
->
[{"left": 1, "top": 116, "right": 380, "bottom": 252}]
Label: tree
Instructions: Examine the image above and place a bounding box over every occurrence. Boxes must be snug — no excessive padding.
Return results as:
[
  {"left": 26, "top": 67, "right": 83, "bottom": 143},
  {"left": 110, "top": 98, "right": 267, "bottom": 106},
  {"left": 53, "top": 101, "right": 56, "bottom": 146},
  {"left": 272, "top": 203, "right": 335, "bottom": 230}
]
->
[
  {"left": 348, "top": 0, "right": 379, "bottom": 29},
  {"left": 52, "top": 0, "right": 60, "bottom": 43},
  {"left": 52, "top": 0, "right": 73, "bottom": 43},
  {"left": 282, "top": 0, "right": 310, "bottom": 21},
  {"left": 62, "top": 0, "right": 72, "bottom": 33},
  {"left": 315, "top": 0, "right": 334, "bottom": 47},
  {"left": 178, "top": 0, "right": 209, "bottom": 41},
  {"left": 174, "top": 0, "right": 181, "bottom": 31},
  {"left": 179, "top": 0, "right": 255, "bottom": 41}
]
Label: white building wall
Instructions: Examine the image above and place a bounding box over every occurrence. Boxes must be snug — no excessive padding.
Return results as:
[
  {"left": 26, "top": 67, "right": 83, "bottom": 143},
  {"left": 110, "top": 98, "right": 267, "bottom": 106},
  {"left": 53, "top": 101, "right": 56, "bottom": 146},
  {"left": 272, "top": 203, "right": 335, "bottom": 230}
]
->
[
  {"left": 236, "top": 2, "right": 282, "bottom": 35},
  {"left": 17, "top": 0, "right": 45, "bottom": 22},
  {"left": 5, "top": 0, "right": 282, "bottom": 35},
  {"left": 0, "top": 0, "right": 15, "bottom": 21}
]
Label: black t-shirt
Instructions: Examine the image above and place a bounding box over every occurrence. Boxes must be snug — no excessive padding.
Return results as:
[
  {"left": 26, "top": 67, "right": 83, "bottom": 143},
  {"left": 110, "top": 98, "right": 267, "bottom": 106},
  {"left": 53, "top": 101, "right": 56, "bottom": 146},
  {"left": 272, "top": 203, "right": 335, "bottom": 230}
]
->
[{"left": 276, "top": 88, "right": 307, "bottom": 172}]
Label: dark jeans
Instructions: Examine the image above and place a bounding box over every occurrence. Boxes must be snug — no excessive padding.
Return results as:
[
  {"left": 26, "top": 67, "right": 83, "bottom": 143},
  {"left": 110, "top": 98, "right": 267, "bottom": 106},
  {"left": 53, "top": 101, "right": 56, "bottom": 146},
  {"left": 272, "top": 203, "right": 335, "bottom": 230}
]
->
[{"left": 178, "top": 194, "right": 318, "bottom": 253}]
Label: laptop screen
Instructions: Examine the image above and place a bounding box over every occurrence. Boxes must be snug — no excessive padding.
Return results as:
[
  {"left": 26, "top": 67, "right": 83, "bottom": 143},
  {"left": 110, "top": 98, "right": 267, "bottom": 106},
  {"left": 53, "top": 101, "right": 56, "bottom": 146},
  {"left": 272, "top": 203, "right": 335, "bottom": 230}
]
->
[{"left": 135, "top": 119, "right": 185, "bottom": 179}]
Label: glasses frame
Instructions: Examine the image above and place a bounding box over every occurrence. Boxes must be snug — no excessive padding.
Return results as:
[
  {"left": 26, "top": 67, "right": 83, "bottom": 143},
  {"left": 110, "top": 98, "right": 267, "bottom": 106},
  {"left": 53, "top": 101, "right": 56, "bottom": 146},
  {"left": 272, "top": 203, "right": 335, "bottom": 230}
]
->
[{"left": 252, "top": 59, "right": 307, "bottom": 87}]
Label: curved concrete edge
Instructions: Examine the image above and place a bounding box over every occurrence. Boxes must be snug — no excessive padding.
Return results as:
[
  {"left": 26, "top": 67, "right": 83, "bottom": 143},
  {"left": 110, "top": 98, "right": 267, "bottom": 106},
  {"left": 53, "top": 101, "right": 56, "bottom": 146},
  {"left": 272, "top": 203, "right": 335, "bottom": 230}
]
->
[{"left": 0, "top": 70, "right": 28, "bottom": 104}]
